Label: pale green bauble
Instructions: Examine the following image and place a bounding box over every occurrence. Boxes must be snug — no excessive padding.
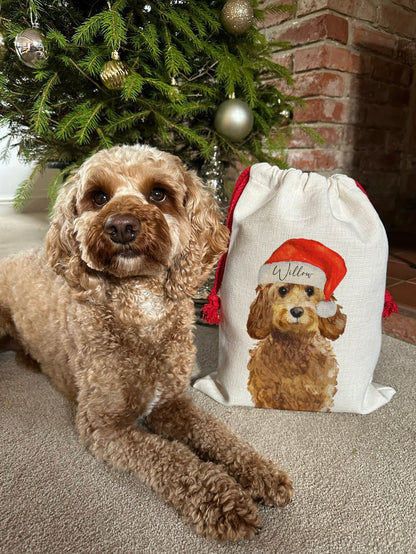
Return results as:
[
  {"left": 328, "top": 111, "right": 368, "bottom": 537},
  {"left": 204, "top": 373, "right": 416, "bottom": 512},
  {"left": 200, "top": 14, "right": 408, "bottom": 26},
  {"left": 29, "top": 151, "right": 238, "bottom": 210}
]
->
[{"left": 214, "top": 98, "right": 254, "bottom": 142}]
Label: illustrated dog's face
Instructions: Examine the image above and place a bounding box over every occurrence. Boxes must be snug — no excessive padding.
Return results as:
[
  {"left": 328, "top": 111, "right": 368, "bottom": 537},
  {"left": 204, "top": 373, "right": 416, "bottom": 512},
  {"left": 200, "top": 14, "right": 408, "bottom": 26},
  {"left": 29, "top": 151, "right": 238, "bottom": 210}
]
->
[
  {"left": 247, "top": 283, "right": 346, "bottom": 341},
  {"left": 46, "top": 145, "right": 229, "bottom": 297},
  {"left": 270, "top": 283, "right": 325, "bottom": 334}
]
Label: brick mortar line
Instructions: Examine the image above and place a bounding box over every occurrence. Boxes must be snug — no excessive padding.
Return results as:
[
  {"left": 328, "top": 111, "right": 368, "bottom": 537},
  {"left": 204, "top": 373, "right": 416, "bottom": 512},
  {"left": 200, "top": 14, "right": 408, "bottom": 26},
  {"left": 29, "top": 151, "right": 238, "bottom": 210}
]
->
[{"left": 276, "top": 42, "right": 414, "bottom": 67}]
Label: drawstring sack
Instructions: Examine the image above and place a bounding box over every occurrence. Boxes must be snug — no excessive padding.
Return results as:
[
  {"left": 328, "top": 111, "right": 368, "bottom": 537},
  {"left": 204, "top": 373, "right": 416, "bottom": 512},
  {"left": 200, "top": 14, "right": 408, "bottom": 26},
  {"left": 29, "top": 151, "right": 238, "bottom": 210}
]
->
[{"left": 195, "top": 164, "right": 397, "bottom": 414}]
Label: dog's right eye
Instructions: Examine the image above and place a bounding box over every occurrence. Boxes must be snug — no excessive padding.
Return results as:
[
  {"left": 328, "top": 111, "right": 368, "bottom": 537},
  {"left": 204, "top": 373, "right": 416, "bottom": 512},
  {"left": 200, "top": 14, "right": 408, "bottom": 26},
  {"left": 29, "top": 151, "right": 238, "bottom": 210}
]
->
[
  {"left": 149, "top": 187, "right": 167, "bottom": 203},
  {"left": 278, "top": 286, "right": 288, "bottom": 297},
  {"left": 93, "top": 191, "right": 109, "bottom": 207}
]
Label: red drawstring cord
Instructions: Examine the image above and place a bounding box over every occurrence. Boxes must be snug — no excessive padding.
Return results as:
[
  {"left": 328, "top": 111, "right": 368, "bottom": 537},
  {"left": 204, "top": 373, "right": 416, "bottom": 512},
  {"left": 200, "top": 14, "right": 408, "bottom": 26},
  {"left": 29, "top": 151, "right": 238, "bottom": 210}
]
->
[
  {"left": 202, "top": 170, "right": 398, "bottom": 324},
  {"left": 202, "top": 167, "right": 252, "bottom": 324}
]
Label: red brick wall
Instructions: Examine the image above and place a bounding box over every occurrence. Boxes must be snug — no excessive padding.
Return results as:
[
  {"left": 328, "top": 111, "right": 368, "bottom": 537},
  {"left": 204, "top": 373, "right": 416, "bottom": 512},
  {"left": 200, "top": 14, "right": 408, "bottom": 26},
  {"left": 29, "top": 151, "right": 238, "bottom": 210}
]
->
[{"left": 262, "top": 0, "right": 416, "bottom": 240}]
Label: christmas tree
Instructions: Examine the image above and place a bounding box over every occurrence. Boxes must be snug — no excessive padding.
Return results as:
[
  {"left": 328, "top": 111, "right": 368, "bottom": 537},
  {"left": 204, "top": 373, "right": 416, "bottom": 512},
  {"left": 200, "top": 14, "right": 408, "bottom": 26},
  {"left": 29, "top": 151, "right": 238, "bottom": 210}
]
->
[{"left": 0, "top": 0, "right": 300, "bottom": 208}]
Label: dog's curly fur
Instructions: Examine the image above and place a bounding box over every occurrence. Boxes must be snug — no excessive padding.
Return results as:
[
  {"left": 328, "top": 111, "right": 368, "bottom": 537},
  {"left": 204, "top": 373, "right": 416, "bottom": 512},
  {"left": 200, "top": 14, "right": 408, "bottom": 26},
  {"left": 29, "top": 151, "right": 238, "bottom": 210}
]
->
[
  {"left": 0, "top": 145, "right": 293, "bottom": 541},
  {"left": 247, "top": 283, "right": 347, "bottom": 412}
]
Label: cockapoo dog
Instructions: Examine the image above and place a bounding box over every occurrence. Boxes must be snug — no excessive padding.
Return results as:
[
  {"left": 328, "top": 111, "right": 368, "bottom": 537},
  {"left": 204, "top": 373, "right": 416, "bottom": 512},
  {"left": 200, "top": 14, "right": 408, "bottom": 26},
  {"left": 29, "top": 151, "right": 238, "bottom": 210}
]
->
[
  {"left": 0, "top": 145, "right": 293, "bottom": 541},
  {"left": 247, "top": 283, "right": 347, "bottom": 412}
]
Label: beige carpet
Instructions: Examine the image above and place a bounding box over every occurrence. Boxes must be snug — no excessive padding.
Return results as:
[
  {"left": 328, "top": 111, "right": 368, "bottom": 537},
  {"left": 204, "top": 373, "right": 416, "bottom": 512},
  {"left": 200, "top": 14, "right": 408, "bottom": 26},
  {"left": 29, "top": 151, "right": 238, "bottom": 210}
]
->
[{"left": 1, "top": 213, "right": 415, "bottom": 554}]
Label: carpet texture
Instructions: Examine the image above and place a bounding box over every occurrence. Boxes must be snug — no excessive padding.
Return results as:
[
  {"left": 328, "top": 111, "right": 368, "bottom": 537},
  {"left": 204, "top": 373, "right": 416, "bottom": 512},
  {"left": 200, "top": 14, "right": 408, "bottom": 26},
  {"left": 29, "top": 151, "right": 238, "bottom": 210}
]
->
[
  {"left": 1, "top": 329, "right": 415, "bottom": 554},
  {"left": 1, "top": 214, "right": 415, "bottom": 553}
]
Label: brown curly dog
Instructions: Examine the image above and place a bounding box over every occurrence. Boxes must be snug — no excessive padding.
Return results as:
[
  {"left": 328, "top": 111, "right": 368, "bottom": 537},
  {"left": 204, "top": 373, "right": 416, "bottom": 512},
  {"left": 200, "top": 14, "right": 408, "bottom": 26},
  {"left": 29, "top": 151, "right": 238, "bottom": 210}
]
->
[
  {"left": 0, "top": 145, "right": 293, "bottom": 541},
  {"left": 247, "top": 282, "right": 347, "bottom": 412}
]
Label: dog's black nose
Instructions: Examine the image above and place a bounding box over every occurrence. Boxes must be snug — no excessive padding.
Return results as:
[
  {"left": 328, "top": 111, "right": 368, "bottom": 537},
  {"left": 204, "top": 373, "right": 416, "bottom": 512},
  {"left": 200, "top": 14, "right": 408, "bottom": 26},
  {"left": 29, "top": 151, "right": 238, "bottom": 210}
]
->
[
  {"left": 104, "top": 214, "right": 141, "bottom": 244},
  {"left": 290, "top": 307, "right": 304, "bottom": 319}
]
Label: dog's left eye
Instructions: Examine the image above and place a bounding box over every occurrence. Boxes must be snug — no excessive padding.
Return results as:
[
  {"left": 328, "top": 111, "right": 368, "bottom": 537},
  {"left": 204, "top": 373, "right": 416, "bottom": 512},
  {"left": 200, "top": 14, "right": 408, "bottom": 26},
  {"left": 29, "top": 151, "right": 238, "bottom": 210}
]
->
[
  {"left": 305, "top": 287, "right": 314, "bottom": 297},
  {"left": 149, "top": 187, "right": 167, "bottom": 203},
  {"left": 93, "top": 191, "right": 109, "bottom": 206}
]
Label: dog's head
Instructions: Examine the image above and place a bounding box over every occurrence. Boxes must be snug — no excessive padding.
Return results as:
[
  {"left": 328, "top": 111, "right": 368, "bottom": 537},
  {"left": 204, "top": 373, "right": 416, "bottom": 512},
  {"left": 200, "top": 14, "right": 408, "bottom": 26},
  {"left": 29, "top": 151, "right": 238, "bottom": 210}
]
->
[
  {"left": 247, "top": 283, "right": 346, "bottom": 341},
  {"left": 46, "top": 145, "right": 229, "bottom": 299}
]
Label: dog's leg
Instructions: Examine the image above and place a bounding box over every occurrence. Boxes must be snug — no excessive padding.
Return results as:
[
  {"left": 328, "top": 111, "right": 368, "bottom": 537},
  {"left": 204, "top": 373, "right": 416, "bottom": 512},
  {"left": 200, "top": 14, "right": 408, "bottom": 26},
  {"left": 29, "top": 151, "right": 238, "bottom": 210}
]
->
[
  {"left": 0, "top": 304, "right": 14, "bottom": 344},
  {"left": 75, "top": 398, "right": 260, "bottom": 541},
  {"left": 146, "top": 396, "right": 294, "bottom": 507},
  {"left": 0, "top": 304, "right": 41, "bottom": 371},
  {"left": 0, "top": 305, "right": 21, "bottom": 355}
]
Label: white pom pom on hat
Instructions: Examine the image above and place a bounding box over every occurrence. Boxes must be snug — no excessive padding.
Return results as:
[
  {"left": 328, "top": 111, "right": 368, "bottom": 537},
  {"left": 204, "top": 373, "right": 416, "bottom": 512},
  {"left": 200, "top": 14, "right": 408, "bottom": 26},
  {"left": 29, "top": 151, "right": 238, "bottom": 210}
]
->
[{"left": 258, "top": 238, "right": 347, "bottom": 318}]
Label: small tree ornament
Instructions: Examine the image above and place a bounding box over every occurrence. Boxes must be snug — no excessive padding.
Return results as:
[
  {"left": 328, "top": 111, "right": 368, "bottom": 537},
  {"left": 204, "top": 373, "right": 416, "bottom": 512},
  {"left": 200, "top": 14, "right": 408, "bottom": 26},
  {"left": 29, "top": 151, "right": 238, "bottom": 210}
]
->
[
  {"left": 100, "top": 50, "right": 129, "bottom": 90},
  {"left": 221, "top": 0, "right": 254, "bottom": 35},
  {"left": 214, "top": 97, "right": 254, "bottom": 142},
  {"left": 14, "top": 28, "right": 48, "bottom": 68},
  {"left": 0, "top": 31, "right": 6, "bottom": 61},
  {"left": 200, "top": 145, "right": 228, "bottom": 212}
]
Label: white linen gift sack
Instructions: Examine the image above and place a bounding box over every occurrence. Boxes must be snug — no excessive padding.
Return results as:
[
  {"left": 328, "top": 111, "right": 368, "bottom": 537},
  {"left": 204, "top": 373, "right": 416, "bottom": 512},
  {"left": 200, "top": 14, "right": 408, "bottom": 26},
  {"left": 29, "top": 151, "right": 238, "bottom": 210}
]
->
[{"left": 195, "top": 163, "right": 397, "bottom": 414}]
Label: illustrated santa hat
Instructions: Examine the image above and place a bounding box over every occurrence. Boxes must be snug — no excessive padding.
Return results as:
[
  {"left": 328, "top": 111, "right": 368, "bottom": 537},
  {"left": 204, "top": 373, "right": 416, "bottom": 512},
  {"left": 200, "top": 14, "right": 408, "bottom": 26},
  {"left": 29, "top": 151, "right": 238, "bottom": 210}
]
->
[{"left": 258, "top": 238, "right": 347, "bottom": 318}]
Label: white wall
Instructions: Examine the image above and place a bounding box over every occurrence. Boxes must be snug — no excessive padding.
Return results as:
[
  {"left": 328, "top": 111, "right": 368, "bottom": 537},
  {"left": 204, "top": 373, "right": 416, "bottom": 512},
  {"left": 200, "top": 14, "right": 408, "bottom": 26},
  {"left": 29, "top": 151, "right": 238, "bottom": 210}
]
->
[{"left": 0, "top": 127, "right": 55, "bottom": 213}]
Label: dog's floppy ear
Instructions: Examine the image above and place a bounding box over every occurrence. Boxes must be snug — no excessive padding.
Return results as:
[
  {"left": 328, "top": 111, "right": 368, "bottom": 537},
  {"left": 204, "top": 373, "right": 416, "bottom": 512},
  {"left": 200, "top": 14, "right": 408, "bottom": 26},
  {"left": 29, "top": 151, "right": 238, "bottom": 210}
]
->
[
  {"left": 318, "top": 299, "right": 347, "bottom": 340},
  {"left": 46, "top": 176, "right": 80, "bottom": 281},
  {"left": 46, "top": 176, "right": 108, "bottom": 299},
  {"left": 165, "top": 166, "right": 229, "bottom": 299},
  {"left": 247, "top": 284, "right": 273, "bottom": 339}
]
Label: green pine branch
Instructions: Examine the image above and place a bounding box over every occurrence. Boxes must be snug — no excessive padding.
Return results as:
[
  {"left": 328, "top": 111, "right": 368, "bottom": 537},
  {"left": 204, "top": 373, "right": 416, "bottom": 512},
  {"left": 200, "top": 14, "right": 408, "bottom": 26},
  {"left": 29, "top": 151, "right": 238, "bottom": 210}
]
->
[
  {"left": 13, "top": 164, "right": 43, "bottom": 211},
  {"left": 0, "top": 0, "right": 310, "bottom": 210},
  {"left": 31, "top": 72, "right": 60, "bottom": 133}
]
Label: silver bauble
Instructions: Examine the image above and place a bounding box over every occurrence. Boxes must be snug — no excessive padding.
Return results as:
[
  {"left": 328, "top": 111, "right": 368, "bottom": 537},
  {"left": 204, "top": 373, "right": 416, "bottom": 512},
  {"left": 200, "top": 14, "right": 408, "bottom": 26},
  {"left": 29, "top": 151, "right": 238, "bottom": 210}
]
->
[
  {"left": 221, "top": 0, "right": 254, "bottom": 35},
  {"left": 280, "top": 108, "right": 294, "bottom": 124},
  {"left": 14, "top": 28, "right": 48, "bottom": 68},
  {"left": 214, "top": 98, "right": 254, "bottom": 142}
]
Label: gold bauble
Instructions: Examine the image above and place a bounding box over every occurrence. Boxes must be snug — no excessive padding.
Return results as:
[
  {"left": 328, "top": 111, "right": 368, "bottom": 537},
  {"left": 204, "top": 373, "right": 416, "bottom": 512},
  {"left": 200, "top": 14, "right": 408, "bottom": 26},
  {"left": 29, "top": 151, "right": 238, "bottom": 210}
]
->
[
  {"left": 100, "top": 51, "right": 129, "bottom": 90},
  {"left": 221, "top": 0, "right": 254, "bottom": 35},
  {"left": 14, "top": 28, "right": 48, "bottom": 68}
]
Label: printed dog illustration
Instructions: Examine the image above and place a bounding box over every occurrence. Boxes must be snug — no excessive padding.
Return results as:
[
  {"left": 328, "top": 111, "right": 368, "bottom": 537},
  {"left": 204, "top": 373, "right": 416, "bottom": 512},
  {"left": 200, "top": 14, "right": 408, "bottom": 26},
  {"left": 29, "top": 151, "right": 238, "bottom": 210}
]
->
[{"left": 246, "top": 239, "right": 347, "bottom": 412}]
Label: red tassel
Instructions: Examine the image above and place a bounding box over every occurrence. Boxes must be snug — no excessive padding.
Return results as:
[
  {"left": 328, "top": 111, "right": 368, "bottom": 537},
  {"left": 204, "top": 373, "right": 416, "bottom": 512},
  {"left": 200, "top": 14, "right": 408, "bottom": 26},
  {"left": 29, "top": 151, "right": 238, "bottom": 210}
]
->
[
  {"left": 202, "top": 292, "right": 222, "bottom": 325},
  {"left": 383, "top": 290, "right": 398, "bottom": 318},
  {"left": 202, "top": 166, "right": 252, "bottom": 325}
]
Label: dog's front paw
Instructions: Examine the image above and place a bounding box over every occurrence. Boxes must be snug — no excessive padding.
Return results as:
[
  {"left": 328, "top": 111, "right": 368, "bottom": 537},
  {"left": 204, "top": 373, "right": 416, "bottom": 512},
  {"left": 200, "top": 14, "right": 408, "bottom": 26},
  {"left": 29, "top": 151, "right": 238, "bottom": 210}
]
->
[
  {"left": 184, "top": 465, "right": 261, "bottom": 541},
  {"left": 237, "top": 456, "right": 294, "bottom": 508}
]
